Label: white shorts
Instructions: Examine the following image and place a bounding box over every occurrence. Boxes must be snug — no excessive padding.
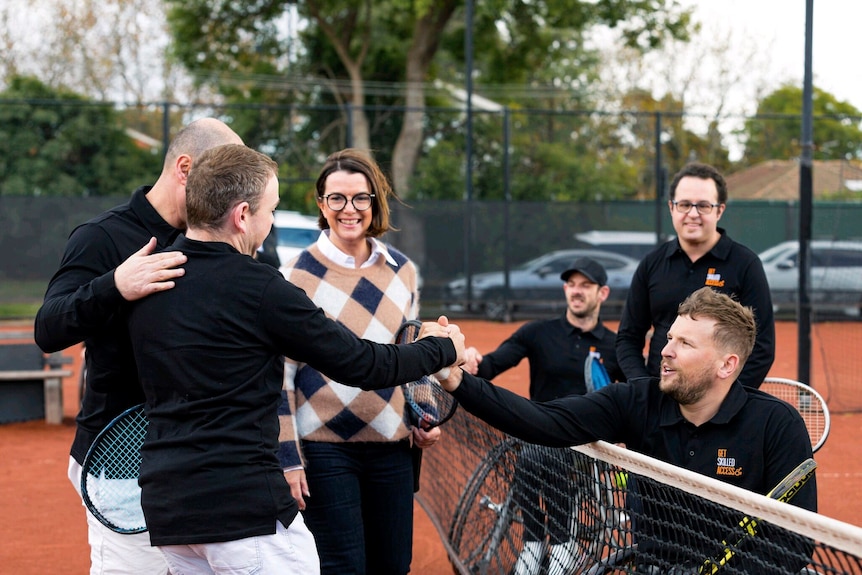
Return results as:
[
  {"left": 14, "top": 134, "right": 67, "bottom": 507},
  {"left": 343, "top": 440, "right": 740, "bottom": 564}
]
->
[
  {"left": 158, "top": 515, "right": 320, "bottom": 575},
  {"left": 69, "top": 456, "right": 169, "bottom": 575}
]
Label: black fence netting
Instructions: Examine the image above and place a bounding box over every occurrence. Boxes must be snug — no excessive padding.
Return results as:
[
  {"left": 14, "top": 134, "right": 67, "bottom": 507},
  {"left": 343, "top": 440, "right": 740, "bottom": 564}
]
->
[{"left": 418, "top": 409, "right": 862, "bottom": 575}]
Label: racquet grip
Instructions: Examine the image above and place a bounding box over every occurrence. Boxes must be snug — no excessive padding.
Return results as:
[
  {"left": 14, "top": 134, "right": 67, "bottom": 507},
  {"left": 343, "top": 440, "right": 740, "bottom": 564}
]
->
[{"left": 434, "top": 367, "right": 451, "bottom": 381}]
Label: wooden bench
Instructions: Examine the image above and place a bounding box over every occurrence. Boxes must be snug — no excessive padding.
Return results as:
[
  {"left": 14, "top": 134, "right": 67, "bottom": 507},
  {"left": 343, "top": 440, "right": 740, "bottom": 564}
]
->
[{"left": 0, "top": 342, "right": 72, "bottom": 425}]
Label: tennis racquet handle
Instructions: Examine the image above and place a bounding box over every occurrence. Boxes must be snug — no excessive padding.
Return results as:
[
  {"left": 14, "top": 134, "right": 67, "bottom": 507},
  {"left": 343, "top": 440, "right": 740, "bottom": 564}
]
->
[{"left": 434, "top": 367, "right": 451, "bottom": 381}]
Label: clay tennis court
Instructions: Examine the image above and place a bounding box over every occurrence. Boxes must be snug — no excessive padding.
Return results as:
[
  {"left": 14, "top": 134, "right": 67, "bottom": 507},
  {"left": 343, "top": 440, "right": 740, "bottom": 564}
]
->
[{"left": 1, "top": 319, "right": 860, "bottom": 573}]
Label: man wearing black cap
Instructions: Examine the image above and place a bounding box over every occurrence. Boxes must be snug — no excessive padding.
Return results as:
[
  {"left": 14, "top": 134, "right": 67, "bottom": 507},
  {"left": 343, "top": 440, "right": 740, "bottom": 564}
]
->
[{"left": 463, "top": 256, "right": 623, "bottom": 574}]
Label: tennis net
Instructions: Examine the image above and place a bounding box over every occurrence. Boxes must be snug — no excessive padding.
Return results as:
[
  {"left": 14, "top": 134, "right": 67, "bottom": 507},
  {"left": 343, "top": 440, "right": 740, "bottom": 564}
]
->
[{"left": 417, "top": 409, "right": 862, "bottom": 574}]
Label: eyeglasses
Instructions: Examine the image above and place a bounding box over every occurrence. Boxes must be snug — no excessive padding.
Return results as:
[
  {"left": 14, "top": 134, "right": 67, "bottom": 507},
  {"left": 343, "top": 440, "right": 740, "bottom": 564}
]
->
[
  {"left": 671, "top": 200, "right": 722, "bottom": 215},
  {"left": 320, "top": 193, "right": 375, "bottom": 211}
]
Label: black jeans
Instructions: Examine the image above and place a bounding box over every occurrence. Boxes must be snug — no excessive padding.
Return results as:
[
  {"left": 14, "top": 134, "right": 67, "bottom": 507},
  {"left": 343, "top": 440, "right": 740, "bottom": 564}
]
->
[{"left": 301, "top": 440, "right": 414, "bottom": 575}]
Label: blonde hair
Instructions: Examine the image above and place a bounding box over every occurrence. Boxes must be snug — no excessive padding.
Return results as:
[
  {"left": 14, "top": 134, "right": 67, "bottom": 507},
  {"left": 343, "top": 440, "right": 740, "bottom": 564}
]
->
[{"left": 677, "top": 287, "right": 756, "bottom": 364}]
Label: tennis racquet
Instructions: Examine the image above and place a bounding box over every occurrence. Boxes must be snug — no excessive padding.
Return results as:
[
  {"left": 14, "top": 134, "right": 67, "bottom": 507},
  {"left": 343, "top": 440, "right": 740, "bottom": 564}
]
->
[
  {"left": 698, "top": 457, "right": 818, "bottom": 574},
  {"left": 80, "top": 403, "right": 149, "bottom": 534},
  {"left": 395, "top": 319, "right": 459, "bottom": 429},
  {"left": 761, "top": 377, "right": 830, "bottom": 453},
  {"left": 584, "top": 347, "right": 612, "bottom": 393}
]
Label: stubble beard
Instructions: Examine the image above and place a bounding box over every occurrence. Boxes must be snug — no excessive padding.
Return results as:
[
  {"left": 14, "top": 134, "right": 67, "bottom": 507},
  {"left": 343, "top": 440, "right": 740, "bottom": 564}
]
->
[
  {"left": 568, "top": 296, "right": 598, "bottom": 320},
  {"left": 660, "top": 364, "right": 713, "bottom": 405}
]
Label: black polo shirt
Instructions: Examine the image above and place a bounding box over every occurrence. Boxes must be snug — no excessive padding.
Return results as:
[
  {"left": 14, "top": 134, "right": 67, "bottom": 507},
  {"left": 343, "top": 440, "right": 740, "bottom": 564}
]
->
[
  {"left": 476, "top": 315, "right": 623, "bottom": 401},
  {"left": 452, "top": 373, "right": 816, "bottom": 572},
  {"left": 34, "top": 186, "right": 180, "bottom": 464},
  {"left": 616, "top": 229, "right": 775, "bottom": 388}
]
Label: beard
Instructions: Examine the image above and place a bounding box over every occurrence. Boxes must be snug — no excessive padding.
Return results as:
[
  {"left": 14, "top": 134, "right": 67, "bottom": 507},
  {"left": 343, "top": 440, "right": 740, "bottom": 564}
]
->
[
  {"left": 660, "top": 363, "right": 713, "bottom": 405},
  {"left": 568, "top": 296, "right": 598, "bottom": 319}
]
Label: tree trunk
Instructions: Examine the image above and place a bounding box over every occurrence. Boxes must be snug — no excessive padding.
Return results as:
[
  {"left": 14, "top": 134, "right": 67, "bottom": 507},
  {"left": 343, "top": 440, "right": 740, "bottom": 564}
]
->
[
  {"left": 391, "top": 0, "right": 458, "bottom": 197},
  {"left": 348, "top": 63, "right": 371, "bottom": 151}
]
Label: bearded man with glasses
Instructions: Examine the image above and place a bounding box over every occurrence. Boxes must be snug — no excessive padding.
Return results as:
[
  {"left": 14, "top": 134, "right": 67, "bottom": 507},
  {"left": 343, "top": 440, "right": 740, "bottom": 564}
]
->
[{"left": 615, "top": 162, "right": 775, "bottom": 389}]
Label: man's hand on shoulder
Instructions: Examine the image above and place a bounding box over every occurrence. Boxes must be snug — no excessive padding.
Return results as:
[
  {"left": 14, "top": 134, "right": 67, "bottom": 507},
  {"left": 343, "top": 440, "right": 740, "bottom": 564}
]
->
[{"left": 114, "top": 237, "right": 187, "bottom": 301}]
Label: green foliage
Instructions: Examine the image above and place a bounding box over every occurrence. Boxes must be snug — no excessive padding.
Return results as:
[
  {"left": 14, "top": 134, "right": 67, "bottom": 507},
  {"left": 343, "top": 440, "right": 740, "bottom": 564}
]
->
[
  {"left": 742, "top": 84, "right": 862, "bottom": 164},
  {"left": 409, "top": 109, "right": 642, "bottom": 201},
  {"left": 410, "top": 140, "right": 467, "bottom": 199},
  {"left": 164, "top": 0, "right": 694, "bottom": 201},
  {"left": 0, "top": 76, "right": 161, "bottom": 197}
]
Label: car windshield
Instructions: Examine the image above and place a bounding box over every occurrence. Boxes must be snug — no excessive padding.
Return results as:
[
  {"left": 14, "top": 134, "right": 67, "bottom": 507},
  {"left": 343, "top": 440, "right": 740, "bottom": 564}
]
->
[
  {"left": 758, "top": 242, "right": 796, "bottom": 264},
  {"left": 277, "top": 227, "right": 319, "bottom": 248},
  {"left": 516, "top": 253, "right": 563, "bottom": 272}
]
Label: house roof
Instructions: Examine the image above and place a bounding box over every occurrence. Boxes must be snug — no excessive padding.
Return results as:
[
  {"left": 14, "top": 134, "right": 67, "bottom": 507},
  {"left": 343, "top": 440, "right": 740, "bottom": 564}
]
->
[
  {"left": 124, "top": 128, "right": 162, "bottom": 151},
  {"left": 725, "top": 159, "right": 862, "bottom": 201}
]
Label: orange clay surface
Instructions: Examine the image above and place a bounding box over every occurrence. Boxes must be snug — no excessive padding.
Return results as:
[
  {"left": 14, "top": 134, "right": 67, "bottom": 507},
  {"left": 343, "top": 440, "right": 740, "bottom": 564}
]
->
[{"left": 1, "top": 319, "right": 860, "bottom": 573}]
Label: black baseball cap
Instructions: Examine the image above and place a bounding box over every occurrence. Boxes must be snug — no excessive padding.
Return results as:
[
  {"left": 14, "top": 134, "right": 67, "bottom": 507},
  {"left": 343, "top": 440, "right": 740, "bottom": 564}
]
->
[{"left": 560, "top": 257, "right": 608, "bottom": 286}]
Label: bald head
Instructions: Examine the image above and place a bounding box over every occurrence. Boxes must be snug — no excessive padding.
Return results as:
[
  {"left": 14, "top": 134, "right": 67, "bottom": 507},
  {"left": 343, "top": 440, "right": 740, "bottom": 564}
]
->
[
  {"left": 162, "top": 118, "right": 244, "bottom": 171},
  {"left": 147, "top": 118, "right": 244, "bottom": 229}
]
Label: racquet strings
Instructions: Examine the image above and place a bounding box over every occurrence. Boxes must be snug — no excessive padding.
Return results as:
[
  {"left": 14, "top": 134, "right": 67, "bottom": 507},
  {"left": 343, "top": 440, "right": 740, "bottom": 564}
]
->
[
  {"left": 761, "top": 379, "right": 829, "bottom": 452},
  {"left": 395, "top": 319, "right": 458, "bottom": 427},
  {"left": 404, "top": 375, "right": 458, "bottom": 427},
  {"left": 81, "top": 404, "right": 148, "bottom": 533}
]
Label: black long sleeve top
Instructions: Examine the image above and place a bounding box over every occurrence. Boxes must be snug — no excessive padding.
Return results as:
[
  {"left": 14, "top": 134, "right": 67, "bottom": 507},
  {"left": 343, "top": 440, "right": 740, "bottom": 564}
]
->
[
  {"left": 615, "top": 230, "right": 775, "bottom": 388},
  {"left": 452, "top": 372, "right": 816, "bottom": 573},
  {"left": 476, "top": 315, "right": 623, "bottom": 401},
  {"left": 127, "top": 236, "right": 456, "bottom": 546},
  {"left": 34, "top": 187, "right": 179, "bottom": 463}
]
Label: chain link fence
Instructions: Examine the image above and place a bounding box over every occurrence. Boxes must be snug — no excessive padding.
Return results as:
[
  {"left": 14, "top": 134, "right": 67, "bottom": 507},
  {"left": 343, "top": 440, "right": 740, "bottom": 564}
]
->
[{"left": 1, "top": 98, "right": 861, "bottom": 410}]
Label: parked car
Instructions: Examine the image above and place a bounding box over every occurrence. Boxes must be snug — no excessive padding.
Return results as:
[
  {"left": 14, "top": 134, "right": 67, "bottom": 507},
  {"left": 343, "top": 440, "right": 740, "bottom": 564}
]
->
[
  {"left": 274, "top": 210, "right": 320, "bottom": 266},
  {"left": 759, "top": 240, "right": 862, "bottom": 317},
  {"left": 573, "top": 230, "right": 673, "bottom": 261},
  {"left": 443, "top": 249, "right": 640, "bottom": 320}
]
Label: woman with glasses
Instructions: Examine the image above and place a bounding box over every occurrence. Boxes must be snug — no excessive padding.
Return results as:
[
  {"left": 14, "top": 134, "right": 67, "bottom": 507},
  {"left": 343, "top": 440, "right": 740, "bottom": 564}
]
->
[
  {"left": 277, "top": 148, "right": 437, "bottom": 575},
  {"left": 615, "top": 162, "right": 775, "bottom": 389}
]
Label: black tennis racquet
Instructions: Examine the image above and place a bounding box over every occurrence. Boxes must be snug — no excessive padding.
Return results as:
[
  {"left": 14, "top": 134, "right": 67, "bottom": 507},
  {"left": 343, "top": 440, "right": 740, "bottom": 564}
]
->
[
  {"left": 698, "top": 457, "right": 818, "bottom": 574},
  {"left": 395, "top": 319, "right": 459, "bottom": 429},
  {"left": 584, "top": 347, "right": 612, "bottom": 393},
  {"left": 80, "top": 403, "right": 149, "bottom": 534}
]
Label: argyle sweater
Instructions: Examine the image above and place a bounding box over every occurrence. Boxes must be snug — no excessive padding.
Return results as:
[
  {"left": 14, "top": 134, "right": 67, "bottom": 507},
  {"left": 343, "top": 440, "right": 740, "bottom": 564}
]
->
[{"left": 277, "top": 242, "right": 419, "bottom": 468}]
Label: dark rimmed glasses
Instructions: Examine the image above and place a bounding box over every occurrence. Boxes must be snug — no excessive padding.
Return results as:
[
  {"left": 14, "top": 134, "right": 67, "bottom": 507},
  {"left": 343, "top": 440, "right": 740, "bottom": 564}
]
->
[
  {"left": 320, "top": 193, "right": 375, "bottom": 211},
  {"left": 671, "top": 200, "right": 722, "bottom": 215}
]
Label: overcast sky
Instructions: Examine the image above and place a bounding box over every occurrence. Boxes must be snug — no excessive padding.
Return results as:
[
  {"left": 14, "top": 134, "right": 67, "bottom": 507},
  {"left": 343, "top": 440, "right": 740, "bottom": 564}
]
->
[
  {"left": 684, "top": 0, "right": 862, "bottom": 111},
  {"left": 6, "top": 1, "right": 859, "bottom": 116}
]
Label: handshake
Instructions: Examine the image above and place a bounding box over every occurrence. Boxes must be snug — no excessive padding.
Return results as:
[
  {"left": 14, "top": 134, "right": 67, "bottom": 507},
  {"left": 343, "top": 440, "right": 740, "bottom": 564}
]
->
[{"left": 417, "top": 315, "right": 469, "bottom": 391}]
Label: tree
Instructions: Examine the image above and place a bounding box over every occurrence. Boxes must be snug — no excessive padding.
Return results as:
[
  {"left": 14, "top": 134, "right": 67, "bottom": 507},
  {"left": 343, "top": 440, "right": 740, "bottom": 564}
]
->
[
  {"left": 595, "top": 10, "right": 774, "bottom": 171},
  {"left": 742, "top": 85, "right": 862, "bottom": 165},
  {"left": 165, "top": 0, "right": 694, "bottom": 197},
  {"left": 1, "top": 0, "right": 189, "bottom": 103},
  {"left": 0, "top": 76, "right": 161, "bottom": 197},
  {"left": 613, "top": 89, "right": 730, "bottom": 198}
]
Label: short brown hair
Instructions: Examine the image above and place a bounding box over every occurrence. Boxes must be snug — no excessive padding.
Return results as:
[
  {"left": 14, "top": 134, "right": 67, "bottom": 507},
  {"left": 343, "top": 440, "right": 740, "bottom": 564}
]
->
[
  {"left": 669, "top": 162, "right": 728, "bottom": 204},
  {"left": 315, "top": 148, "right": 397, "bottom": 238},
  {"left": 677, "top": 287, "right": 756, "bottom": 365},
  {"left": 186, "top": 144, "right": 278, "bottom": 231}
]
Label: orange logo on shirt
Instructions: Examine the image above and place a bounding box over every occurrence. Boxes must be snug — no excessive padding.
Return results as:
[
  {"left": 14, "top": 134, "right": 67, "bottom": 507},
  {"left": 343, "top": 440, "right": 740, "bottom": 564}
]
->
[
  {"left": 705, "top": 268, "right": 725, "bottom": 287},
  {"left": 715, "top": 448, "right": 743, "bottom": 477}
]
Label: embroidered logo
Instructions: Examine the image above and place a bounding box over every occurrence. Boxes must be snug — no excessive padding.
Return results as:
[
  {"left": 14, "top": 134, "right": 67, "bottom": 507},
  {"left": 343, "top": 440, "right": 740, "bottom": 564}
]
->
[
  {"left": 715, "top": 448, "right": 743, "bottom": 477},
  {"left": 704, "top": 267, "right": 725, "bottom": 287}
]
